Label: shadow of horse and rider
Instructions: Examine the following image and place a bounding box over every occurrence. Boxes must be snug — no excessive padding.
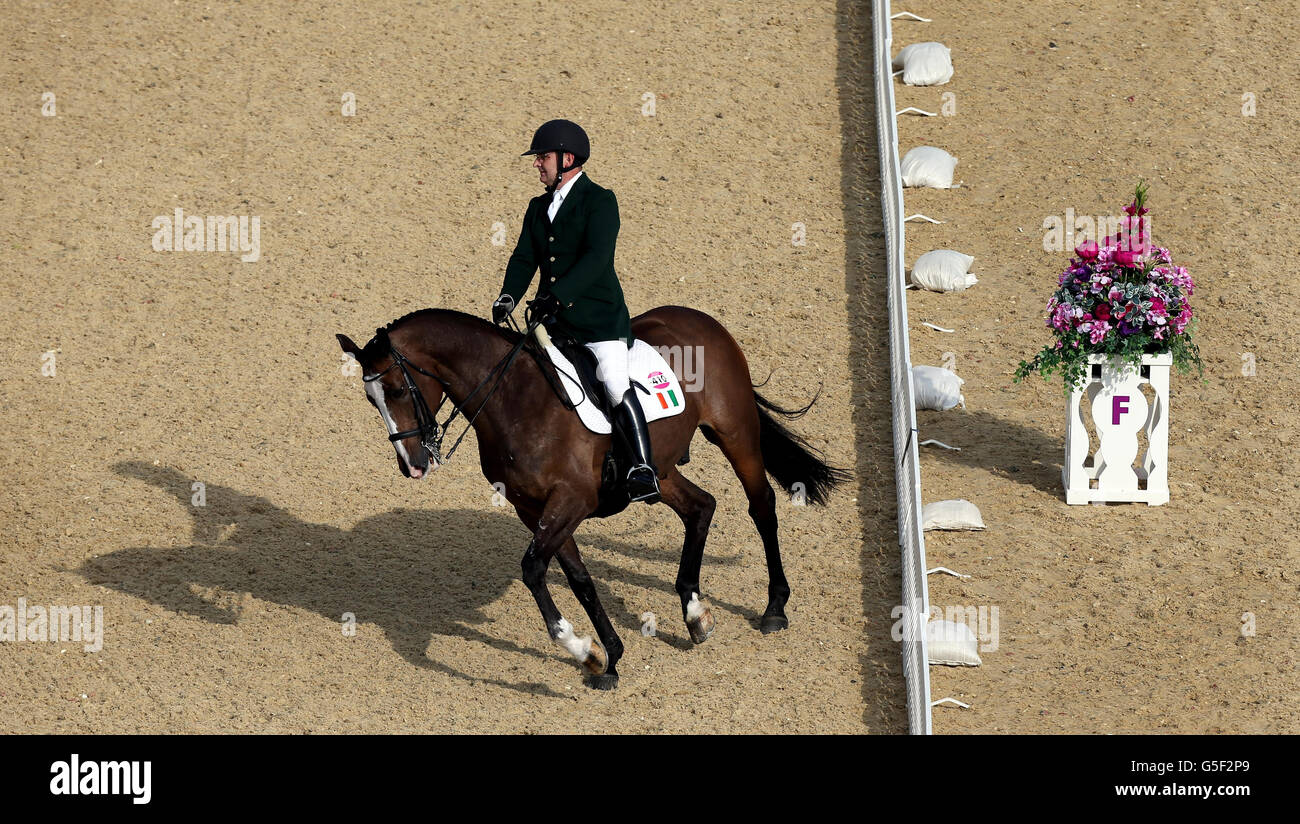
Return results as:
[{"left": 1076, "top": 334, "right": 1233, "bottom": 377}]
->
[{"left": 82, "top": 461, "right": 755, "bottom": 697}]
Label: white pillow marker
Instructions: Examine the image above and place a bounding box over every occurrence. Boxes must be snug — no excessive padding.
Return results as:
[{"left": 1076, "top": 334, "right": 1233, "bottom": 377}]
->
[
  {"left": 901, "top": 146, "right": 959, "bottom": 189},
  {"left": 892, "top": 42, "right": 954, "bottom": 86},
  {"left": 911, "top": 250, "right": 977, "bottom": 292}
]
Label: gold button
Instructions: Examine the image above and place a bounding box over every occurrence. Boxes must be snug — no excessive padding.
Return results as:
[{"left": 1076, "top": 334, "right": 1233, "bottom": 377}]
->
[
  {"left": 548, "top": 236, "right": 555, "bottom": 242},
  {"left": 549, "top": 277, "right": 556, "bottom": 282},
  {"left": 549, "top": 256, "right": 556, "bottom": 262}
]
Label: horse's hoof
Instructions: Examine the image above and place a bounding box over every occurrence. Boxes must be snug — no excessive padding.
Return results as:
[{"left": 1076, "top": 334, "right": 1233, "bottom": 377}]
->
[
  {"left": 581, "top": 639, "right": 608, "bottom": 676},
  {"left": 687, "top": 607, "right": 715, "bottom": 645},
  {"left": 586, "top": 673, "right": 619, "bottom": 690},
  {"left": 760, "top": 615, "right": 789, "bottom": 634}
]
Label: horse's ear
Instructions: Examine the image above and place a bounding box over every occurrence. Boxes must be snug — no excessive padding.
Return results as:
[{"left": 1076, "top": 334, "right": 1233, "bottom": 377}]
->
[{"left": 336, "top": 333, "right": 362, "bottom": 359}]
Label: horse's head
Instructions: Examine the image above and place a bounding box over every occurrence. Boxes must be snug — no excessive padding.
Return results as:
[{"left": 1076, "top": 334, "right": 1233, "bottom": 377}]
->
[{"left": 337, "top": 330, "right": 445, "bottom": 480}]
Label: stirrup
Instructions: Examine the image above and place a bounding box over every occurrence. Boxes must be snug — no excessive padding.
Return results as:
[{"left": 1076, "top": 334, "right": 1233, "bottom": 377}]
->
[{"left": 626, "top": 464, "right": 661, "bottom": 503}]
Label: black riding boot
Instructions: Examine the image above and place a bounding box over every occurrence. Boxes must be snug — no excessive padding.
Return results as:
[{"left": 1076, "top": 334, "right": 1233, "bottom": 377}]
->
[{"left": 616, "top": 388, "right": 661, "bottom": 504}]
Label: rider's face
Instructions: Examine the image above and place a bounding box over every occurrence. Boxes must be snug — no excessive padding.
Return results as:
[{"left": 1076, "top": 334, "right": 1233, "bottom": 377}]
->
[{"left": 533, "top": 151, "right": 572, "bottom": 188}]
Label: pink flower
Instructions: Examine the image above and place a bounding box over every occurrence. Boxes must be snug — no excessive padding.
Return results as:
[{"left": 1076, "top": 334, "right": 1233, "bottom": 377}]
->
[
  {"left": 1117, "top": 214, "right": 1153, "bottom": 256},
  {"left": 1089, "top": 321, "right": 1111, "bottom": 345},
  {"left": 1123, "top": 199, "right": 1149, "bottom": 217},
  {"left": 1051, "top": 303, "right": 1073, "bottom": 331},
  {"left": 1094, "top": 302, "right": 1112, "bottom": 321},
  {"left": 1113, "top": 248, "right": 1142, "bottom": 268},
  {"left": 1075, "top": 240, "right": 1100, "bottom": 262},
  {"left": 1126, "top": 236, "right": 1153, "bottom": 255}
]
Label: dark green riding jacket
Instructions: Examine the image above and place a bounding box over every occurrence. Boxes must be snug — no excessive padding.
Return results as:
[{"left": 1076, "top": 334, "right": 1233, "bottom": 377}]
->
[{"left": 500, "top": 173, "right": 633, "bottom": 346}]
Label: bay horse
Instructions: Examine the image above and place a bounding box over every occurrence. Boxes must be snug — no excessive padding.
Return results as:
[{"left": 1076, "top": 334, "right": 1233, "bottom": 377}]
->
[{"left": 336, "top": 305, "right": 848, "bottom": 689}]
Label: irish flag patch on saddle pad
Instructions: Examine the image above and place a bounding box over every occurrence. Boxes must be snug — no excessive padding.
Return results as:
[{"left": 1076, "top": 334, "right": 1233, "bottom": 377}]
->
[{"left": 646, "top": 370, "right": 679, "bottom": 411}]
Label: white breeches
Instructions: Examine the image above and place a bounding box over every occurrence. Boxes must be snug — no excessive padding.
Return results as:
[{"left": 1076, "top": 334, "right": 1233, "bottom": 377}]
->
[{"left": 584, "top": 340, "right": 631, "bottom": 407}]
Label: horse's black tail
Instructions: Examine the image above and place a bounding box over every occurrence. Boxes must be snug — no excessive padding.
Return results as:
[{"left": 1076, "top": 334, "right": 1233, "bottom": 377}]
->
[{"left": 753, "top": 389, "right": 851, "bottom": 506}]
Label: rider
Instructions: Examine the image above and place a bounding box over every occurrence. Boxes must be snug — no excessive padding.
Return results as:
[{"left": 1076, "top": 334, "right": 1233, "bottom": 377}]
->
[{"left": 491, "top": 119, "right": 661, "bottom": 504}]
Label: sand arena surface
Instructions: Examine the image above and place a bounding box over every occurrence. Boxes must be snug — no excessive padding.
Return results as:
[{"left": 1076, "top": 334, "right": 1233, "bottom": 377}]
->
[
  {"left": 2, "top": 0, "right": 1295, "bottom": 734},
  {"left": 1, "top": 0, "right": 899, "bottom": 733},
  {"left": 897, "top": 0, "right": 1300, "bottom": 732}
]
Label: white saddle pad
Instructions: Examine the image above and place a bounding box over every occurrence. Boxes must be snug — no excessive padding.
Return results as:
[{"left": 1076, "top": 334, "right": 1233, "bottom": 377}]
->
[{"left": 542, "top": 339, "right": 688, "bottom": 434}]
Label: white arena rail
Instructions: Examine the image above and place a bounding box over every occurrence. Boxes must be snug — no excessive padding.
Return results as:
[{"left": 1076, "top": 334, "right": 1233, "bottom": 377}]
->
[{"left": 871, "top": 0, "right": 933, "bottom": 735}]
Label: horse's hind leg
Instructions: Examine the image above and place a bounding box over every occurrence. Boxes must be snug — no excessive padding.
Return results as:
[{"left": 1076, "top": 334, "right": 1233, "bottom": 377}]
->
[
  {"left": 658, "top": 469, "right": 718, "bottom": 643},
  {"left": 704, "top": 423, "right": 791, "bottom": 633},
  {"left": 554, "top": 537, "right": 624, "bottom": 689}
]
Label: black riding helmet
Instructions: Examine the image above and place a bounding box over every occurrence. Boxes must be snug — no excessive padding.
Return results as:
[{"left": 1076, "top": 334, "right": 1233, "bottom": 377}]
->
[{"left": 522, "top": 119, "right": 589, "bottom": 190}]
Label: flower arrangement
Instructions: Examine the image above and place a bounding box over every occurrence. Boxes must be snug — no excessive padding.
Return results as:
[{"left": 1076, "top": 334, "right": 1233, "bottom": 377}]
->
[{"left": 1016, "top": 182, "right": 1203, "bottom": 390}]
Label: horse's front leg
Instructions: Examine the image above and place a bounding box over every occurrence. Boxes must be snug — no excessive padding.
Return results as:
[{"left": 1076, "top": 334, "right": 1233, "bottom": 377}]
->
[
  {"left": 516, "top": 499, "right": 612, "bottom": 687},
  {"left": 555, "top": 537, "right": 623, "bottom": 690}
]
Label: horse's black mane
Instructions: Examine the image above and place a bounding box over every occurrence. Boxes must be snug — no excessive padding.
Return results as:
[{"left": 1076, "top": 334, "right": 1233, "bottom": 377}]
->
[
  {"left": 384, "top": 306, "right": 475, "bottom": 332},
  {"left": 363, "top": 307, "right": 522, "bottom": 359}
]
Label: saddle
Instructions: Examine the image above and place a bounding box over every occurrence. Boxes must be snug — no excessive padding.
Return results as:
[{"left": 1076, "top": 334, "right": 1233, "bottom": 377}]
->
[
  {"left": 553, "top": 335, "right": 621, "bottom": 421},
  {"left": 539, "top": 325, "right": 689, "bottom": 518}
]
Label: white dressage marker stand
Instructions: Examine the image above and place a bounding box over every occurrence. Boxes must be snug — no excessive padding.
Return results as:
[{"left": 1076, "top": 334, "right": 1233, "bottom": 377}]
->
[{"left": 1064, "top": 353, "right": 1171, "bottom": 506}]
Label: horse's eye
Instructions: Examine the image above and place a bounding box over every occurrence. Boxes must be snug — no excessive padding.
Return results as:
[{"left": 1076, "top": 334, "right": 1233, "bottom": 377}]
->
[{"left": 388, "top": 387, "right": 406, "bottom": 400}]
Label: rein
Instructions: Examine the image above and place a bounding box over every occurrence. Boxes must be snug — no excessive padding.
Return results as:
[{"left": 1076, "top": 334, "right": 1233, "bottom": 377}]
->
[
  {"left": 363, "top": 320, "right": 538, "bottom": 465},
  {"left": 515, "top": 302, "right": 587, "bottom": 411}
]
